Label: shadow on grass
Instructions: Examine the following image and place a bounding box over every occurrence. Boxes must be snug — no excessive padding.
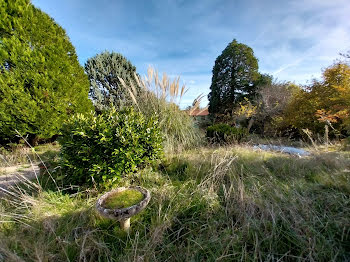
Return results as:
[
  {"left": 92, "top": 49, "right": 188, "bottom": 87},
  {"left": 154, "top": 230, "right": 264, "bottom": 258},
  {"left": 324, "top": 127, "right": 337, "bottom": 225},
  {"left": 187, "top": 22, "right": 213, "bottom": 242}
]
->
[{"left": 0, "top": 204, "right": 136, "bottom": 261}]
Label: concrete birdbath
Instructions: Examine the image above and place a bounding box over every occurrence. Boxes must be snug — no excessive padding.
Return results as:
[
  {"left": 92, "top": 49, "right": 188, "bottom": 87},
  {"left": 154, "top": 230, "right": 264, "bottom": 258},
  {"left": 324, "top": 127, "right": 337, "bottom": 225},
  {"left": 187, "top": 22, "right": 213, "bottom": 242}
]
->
[{"left": 96, "top": 186, "right": 151, "bottom": 231}]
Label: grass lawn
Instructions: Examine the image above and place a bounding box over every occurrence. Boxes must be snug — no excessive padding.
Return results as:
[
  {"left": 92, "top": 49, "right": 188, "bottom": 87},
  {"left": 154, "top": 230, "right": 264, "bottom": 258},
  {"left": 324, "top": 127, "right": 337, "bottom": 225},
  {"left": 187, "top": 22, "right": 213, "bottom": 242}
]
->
[{"left": 0, "top": 144, "right": 349, "bottom": 261}]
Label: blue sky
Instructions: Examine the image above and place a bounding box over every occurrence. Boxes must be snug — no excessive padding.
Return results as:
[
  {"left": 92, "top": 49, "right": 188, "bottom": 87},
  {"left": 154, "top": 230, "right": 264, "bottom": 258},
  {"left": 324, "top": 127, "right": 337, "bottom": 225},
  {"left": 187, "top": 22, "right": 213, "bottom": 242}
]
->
[{"left": 32, "top": 0, "right": 350, "bottom": 108}]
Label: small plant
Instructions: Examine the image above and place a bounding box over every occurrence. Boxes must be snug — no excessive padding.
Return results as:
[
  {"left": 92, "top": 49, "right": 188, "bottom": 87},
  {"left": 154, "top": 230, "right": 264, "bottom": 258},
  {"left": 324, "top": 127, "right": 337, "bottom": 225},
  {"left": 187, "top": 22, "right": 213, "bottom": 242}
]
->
[
  {"left": 59, "top": 107, "right": 163, "bottom": 188},
  {"left": 206, "top": 123, "right": 247, "bottom": 143}
]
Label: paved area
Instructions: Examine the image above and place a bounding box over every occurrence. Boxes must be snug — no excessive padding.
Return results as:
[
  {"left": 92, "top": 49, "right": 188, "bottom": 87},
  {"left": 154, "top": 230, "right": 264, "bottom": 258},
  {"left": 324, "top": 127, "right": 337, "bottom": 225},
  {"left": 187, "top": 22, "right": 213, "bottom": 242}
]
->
[{"left": 0, "top": 164, "right": 40, "bottom": 194}]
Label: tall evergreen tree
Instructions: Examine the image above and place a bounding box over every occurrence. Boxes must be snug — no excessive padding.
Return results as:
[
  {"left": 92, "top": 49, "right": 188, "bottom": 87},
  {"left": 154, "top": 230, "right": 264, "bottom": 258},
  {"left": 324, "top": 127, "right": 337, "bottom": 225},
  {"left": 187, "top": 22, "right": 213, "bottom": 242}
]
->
[
  {"left": 208, "top": 39, "right": 261, "bottom": 115},
  {"left": 0, "top": 0, "right": 92, "bottom": 144},
  {"left": 85, "top": 51, "right": 139, "bottom": 111}
]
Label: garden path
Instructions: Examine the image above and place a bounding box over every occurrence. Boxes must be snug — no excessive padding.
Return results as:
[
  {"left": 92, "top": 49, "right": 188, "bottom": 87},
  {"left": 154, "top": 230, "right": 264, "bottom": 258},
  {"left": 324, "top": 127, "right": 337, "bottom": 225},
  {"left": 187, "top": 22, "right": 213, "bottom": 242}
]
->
[{"left": 0, "top": 164, "right": 40, "bottom": 195}]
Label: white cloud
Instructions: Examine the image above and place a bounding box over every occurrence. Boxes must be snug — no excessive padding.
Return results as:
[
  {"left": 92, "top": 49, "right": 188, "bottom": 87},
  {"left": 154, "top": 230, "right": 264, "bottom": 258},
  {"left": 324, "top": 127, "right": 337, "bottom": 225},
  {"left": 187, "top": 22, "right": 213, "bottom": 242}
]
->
[
  {"left": 252, "top": 0, "right": 350, "bottom": 84},
  {"left": 32, "top": 0, "right": 350, "bottom": 107}
]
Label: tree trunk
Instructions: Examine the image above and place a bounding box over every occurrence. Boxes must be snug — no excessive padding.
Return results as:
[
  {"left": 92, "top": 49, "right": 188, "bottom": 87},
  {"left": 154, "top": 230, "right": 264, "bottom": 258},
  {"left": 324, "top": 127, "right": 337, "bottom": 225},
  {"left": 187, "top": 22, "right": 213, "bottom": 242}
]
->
[{"left": 247, "top": 118, "right": 254, "bottom": 133}]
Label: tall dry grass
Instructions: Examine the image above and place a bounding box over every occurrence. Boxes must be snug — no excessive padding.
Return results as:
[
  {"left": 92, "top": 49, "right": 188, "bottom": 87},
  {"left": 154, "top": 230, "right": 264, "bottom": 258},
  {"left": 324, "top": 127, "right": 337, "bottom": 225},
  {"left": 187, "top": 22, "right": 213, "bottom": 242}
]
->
[
  {"left": 121, "top": 67, "right": 202, "bottom": 152},
  {"left": 1, "top": 144, "right": 349, "bottom": 261},
  {"left": 0, "top": 143, "right": 59, "bottom": 168}
]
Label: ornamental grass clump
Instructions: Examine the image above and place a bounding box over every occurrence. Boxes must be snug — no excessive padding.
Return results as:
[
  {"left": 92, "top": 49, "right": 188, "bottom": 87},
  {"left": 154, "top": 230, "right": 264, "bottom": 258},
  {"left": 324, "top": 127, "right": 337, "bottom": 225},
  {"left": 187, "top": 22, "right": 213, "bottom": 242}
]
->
[
  {"left": 59, "top": 107, "right": 163, "bottom": 188},
  {"left": 122, "top": 67, "right": 201, "bottom": 152}
]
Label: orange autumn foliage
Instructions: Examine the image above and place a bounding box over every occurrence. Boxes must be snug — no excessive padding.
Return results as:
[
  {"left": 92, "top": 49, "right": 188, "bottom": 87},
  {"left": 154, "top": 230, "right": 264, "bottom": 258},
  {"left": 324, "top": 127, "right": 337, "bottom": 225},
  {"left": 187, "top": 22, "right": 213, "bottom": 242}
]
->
[{"left": 284, "top": 62, "right": 350, "bottom": 134}]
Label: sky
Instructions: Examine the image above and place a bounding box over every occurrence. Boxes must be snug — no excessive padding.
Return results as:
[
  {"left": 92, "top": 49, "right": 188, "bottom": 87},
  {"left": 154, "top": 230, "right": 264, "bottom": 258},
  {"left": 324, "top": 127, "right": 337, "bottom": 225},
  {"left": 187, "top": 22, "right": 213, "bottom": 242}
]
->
[{"left": 32, "top": 0, "right": 350, "bottom": 108}]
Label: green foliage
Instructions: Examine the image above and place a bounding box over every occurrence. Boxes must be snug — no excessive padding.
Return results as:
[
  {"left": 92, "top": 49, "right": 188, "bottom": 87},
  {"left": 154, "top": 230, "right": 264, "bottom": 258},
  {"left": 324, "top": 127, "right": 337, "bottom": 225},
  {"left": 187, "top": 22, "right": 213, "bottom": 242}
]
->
[
  {"left": 85, "top": 51, "right": 139, "bottom": 111},
  {"left": 59, "top": 107, "right": 163, "bottom": 188},
  {"left": 208, "top": 39, "right": 261, "bottom": 115},
  {"left": 206, "top": 123, "right": 247, "bottom": 143},
  {"left": 0, "top": 0, "right": 92, "bottom": 143}
]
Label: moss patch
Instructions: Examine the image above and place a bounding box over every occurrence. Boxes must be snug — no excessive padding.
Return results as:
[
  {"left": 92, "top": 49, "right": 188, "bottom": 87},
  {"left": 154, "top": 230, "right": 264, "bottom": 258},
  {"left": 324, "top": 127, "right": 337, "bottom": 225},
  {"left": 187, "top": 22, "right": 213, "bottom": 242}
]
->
[{"left": 102, "top": 189, "right": 144, "bottom": 209}]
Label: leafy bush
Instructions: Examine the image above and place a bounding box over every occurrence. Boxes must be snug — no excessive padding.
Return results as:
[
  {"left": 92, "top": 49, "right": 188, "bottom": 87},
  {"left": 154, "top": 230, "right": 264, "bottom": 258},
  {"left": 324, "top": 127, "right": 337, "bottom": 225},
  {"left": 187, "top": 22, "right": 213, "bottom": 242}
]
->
[
  {"left": 59, "top": 107, "right": 163, "bottom": 187},
  {"left": 206, "top": 124, "right": 247, "bottom": 143}
]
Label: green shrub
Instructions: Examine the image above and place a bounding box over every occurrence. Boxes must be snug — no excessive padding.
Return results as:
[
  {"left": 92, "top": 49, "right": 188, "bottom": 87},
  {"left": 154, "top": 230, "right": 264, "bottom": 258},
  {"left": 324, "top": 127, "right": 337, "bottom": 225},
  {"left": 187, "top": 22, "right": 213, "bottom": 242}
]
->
[
  {"left": 59, "top": 107, "right": 163, "bottom": 188},
  {"left": 206, "top": 124, "right": 247, "bottom": 143}
]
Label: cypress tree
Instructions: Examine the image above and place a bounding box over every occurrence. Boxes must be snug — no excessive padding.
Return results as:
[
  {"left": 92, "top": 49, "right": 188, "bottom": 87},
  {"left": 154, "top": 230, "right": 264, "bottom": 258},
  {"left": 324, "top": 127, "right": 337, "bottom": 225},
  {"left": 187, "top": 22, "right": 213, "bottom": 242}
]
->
[
  {"left": 208, "top": 39, "right": 261, "bottom": 115},
  {"left": 0, "top": 0, "right": 92, "bottom": 144}
]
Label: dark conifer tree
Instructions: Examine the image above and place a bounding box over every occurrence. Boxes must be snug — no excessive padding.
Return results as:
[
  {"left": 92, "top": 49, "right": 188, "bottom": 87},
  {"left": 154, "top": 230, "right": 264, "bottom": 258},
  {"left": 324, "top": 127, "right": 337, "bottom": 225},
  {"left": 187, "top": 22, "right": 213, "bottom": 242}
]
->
[
  {"left": 208, "top": 39, "right": 262, "bottom": 115},
  {"left": 85, "top": 51, "right": 139, "bottom": 111}
]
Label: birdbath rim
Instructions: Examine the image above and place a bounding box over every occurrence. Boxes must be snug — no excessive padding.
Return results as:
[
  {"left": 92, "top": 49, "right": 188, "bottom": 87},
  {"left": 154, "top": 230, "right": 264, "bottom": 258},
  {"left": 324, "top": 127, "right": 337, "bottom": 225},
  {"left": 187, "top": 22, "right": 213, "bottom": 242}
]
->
[{"left": 96, "top": 186, "right": 151, "bottom": 228}]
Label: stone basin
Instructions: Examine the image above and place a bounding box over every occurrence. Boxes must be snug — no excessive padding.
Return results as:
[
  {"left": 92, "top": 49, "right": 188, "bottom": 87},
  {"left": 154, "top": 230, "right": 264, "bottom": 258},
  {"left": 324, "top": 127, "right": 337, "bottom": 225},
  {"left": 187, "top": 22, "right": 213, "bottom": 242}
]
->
[{"left": 96, "top": 186, "right": 151, "bottom": 231}]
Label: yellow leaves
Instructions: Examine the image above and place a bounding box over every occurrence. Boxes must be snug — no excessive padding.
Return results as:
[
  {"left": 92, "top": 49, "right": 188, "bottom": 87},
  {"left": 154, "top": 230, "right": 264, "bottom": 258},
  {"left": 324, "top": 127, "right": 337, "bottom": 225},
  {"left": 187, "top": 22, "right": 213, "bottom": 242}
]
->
[
  {"left": 235, "top": 97, "right": 258, "bottom": 118},
  {"left": 323, "top": 63, "right": 350, "bottom": 87},
  {"left": 321, "top": 63, "right": 350, "bottom": 124}
]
